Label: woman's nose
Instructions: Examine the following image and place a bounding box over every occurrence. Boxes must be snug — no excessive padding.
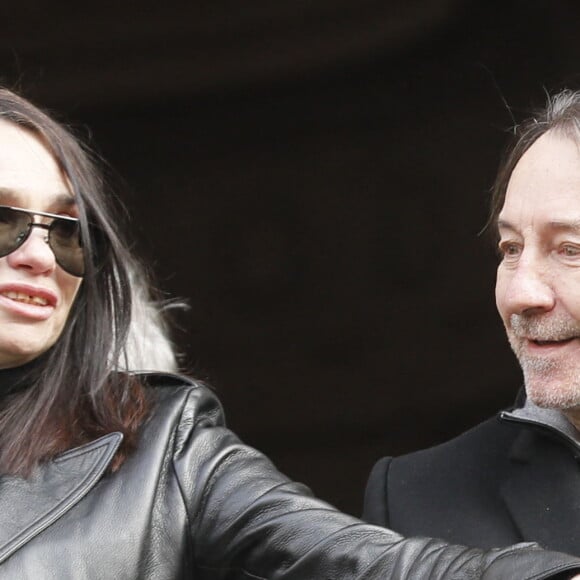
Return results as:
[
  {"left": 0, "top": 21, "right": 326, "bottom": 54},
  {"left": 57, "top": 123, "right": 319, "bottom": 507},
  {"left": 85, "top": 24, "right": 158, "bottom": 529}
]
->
[{"left": 5, "top": 228, "right": 56, "bottom": 275}]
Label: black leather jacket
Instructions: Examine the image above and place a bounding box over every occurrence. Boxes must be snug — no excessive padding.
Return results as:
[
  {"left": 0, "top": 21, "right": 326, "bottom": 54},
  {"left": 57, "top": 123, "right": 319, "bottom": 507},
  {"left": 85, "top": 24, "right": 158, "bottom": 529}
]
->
[{"left": 3, "top": 373, "right": 579, "bottom": 579}]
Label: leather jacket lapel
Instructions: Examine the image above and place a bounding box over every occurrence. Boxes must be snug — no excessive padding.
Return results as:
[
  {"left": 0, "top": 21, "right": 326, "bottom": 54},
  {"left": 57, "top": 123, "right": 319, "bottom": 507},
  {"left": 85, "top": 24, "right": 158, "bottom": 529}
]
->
[
  {"left": 0, "top": 432, "right": 122, "bottom": 564},
  {"left": 500, "top": 429, "right": 580, "bottom": 555}
]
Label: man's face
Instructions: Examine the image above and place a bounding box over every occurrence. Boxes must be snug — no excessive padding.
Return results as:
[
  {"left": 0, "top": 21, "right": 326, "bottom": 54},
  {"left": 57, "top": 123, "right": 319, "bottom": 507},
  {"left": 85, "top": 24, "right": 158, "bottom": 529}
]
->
[{"left": 496, "top": 130, "right": 580, "bottom": 410}]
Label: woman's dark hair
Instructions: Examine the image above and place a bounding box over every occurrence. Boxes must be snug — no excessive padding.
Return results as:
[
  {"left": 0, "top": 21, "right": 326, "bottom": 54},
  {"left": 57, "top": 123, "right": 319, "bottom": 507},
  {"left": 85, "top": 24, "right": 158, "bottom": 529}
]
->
[
  {"left": 0, "top": 87, "right": 153, "bottom": 476},
  {"left": 488, "top": 89, "right": 580, "bottom": 238}
]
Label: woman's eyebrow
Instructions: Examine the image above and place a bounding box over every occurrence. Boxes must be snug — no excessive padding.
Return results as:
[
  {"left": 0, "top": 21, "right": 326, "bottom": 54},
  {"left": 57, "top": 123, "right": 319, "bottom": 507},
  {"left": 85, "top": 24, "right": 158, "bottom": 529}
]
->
[
  {"left": 0, "top": 187, "right": 20, "bottom": 205},
  {"left": 50, "top": 194, "right": 78, "bottom": 212},
  {"left": 0, "top": 187, "right": 76, "bottom": 209}
]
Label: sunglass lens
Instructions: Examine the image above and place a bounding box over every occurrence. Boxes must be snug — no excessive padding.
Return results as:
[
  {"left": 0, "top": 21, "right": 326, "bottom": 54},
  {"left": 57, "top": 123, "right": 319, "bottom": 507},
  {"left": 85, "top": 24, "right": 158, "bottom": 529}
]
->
[
  {"left": 49, "top": 219, "right": 84, "bottom": 277},
  {"left": 0, "top": 207, "right": 31, "bottom": 257}
]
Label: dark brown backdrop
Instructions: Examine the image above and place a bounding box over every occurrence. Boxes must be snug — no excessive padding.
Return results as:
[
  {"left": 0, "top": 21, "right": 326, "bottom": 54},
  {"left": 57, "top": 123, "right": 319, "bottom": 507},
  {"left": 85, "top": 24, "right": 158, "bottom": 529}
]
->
[{"left": 3, "top": 0, "right": 580, "bottom": 514}]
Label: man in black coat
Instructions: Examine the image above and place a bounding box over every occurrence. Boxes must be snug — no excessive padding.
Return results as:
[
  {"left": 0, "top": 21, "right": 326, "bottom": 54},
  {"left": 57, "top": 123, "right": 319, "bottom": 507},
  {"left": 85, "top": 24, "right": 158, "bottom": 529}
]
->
[{"left": 364, "top": 89, "right": 580, "bottom": 557}]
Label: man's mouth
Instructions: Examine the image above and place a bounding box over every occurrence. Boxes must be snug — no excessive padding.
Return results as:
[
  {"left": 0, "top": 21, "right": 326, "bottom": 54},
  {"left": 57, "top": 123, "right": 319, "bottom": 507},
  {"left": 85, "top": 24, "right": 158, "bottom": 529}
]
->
[
  {"left": 530, "top": 337, "right": 576, "bottom": 346},
  {"left": 1, "top": 291, "right": 49, "bottom": 306}
]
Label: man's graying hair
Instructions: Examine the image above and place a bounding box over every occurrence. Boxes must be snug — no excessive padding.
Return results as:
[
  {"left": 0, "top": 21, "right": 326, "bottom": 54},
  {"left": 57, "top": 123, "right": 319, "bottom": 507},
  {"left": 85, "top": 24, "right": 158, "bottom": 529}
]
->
[{"left": 488, "top": 89, "right": 580, "bottom": 237}]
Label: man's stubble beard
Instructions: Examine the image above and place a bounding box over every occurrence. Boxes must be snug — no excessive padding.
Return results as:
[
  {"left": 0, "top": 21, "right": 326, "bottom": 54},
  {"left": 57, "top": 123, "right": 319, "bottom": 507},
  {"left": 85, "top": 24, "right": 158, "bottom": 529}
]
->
[{"left": 508, "top": 312, "right": 580, "bottom": 409}]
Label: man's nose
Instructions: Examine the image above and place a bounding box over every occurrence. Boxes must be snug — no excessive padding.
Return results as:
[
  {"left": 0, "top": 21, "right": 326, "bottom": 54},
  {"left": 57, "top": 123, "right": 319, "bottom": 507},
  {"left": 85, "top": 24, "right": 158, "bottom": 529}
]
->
[{"left": 501, "top": 255, "right": 555, "bottom": 315}]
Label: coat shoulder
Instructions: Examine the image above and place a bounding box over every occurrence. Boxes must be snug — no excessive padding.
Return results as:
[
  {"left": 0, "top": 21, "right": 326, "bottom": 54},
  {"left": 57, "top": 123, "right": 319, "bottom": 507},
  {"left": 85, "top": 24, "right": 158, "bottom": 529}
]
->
[
  {"left": 364, "top": 413, "right": 522, "bottom": 529},
  {"left": 133, "top": 372, "right": 227, "bottom": 439},
  {"left": 393, "top": 412, "right": 521, "bottom": 473},
  {"left": 135, "top": 371, "right": 219, "bottom": 405}
]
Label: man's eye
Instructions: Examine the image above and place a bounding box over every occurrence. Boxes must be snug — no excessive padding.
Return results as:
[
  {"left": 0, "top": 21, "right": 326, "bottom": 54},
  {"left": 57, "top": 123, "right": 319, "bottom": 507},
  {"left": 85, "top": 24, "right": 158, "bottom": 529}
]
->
[
  {"left": 561, "top": 244, "right": 580, "bottom": 257},
  {"left": 498, "top": 242, "right": 521, "bottom": 259}
]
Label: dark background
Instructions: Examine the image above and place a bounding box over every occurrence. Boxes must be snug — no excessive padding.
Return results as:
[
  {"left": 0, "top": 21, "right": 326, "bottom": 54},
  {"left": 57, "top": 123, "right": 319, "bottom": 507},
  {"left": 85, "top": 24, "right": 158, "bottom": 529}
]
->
[{"left": 4, "top": 0, "right": 580, "bottom": 515}]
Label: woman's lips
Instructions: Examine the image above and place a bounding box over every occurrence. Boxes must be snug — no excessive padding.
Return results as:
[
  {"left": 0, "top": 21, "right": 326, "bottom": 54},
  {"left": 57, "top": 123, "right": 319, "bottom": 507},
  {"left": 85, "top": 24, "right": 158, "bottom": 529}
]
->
[{"left": 0, "top": 284, "right": 57, "bottom": 320}]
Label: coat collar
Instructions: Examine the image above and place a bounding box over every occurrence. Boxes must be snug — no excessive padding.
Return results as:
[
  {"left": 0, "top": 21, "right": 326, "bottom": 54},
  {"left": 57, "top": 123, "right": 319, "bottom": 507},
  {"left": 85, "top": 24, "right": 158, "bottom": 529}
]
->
[
  {"left": 0, "top": 432, "right": 122, "bottom": 564},
  {"left": 502, "top": 395, "right": 580, "bottom": 451},
  {"left": 499, "top": 408, "right": 580, "bottom": 554}
]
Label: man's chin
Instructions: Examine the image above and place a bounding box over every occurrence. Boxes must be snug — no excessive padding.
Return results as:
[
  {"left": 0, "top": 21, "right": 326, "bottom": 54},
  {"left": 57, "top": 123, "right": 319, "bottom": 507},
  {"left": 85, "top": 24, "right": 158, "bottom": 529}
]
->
[{"left": 525, "top": 379, "right": 580, "bottom": 410}]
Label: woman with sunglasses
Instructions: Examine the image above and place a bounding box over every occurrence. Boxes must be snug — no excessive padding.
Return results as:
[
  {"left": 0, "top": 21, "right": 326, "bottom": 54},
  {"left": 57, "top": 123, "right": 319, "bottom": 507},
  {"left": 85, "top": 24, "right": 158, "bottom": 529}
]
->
[{"left": 0, "top": 87, "right": 577, "bottom": 579}]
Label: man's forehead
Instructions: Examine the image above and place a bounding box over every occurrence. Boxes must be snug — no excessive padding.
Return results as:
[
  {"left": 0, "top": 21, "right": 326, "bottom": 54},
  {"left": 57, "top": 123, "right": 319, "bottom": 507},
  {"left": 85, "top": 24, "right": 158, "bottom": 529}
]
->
[{"left": 498, "top": 131, "right": 580, "bottom": 233}]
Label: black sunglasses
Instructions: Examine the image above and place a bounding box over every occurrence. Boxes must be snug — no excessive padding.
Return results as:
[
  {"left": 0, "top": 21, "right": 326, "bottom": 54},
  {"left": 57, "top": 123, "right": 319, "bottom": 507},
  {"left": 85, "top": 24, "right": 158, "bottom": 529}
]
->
[{"left": 0, "top": 205, "right": 84, "bottom": 277}]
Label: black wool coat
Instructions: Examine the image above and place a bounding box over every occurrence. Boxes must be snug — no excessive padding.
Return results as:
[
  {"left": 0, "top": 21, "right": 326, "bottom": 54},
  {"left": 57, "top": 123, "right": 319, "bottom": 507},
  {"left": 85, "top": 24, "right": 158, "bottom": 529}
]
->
[{"left": 363, "top": 399, "right": 580, "bottom": 557}]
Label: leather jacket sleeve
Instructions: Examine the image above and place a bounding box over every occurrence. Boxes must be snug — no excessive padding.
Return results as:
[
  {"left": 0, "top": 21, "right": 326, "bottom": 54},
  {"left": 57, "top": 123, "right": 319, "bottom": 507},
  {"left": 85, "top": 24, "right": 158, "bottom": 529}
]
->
[{"left": 168, "top": 384, "right": 580, "bottom": 579}]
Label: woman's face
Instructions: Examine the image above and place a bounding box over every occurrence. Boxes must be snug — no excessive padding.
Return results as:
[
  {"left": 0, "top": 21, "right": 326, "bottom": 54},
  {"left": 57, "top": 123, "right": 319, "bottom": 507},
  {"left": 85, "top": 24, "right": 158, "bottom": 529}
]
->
[{"left": 0, "top": 119, "right": 82, "bottom": 368}]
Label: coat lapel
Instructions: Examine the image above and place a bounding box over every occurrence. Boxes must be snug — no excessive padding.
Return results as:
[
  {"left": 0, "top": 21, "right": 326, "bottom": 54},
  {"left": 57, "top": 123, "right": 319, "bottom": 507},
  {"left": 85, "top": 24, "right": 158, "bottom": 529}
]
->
[
  {"left": 0, "top": 432, "right": 122, "bottom": 564},
  {"left": 500, "top": 429, "right": 580, "bottom": 555}
]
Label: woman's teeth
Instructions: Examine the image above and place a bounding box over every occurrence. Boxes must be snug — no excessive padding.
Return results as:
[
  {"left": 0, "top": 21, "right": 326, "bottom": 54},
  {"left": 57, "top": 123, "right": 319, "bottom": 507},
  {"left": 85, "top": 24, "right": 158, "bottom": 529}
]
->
[{"left": 2, "top": 291, "right": 48, "bottom": 306}]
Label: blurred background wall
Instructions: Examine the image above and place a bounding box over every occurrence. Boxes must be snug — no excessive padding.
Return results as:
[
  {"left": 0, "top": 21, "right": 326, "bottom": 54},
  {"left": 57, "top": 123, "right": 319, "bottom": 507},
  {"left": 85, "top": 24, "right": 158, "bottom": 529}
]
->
[{"left": 3, "top": 0, "right": 580, "bottom": 514}]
